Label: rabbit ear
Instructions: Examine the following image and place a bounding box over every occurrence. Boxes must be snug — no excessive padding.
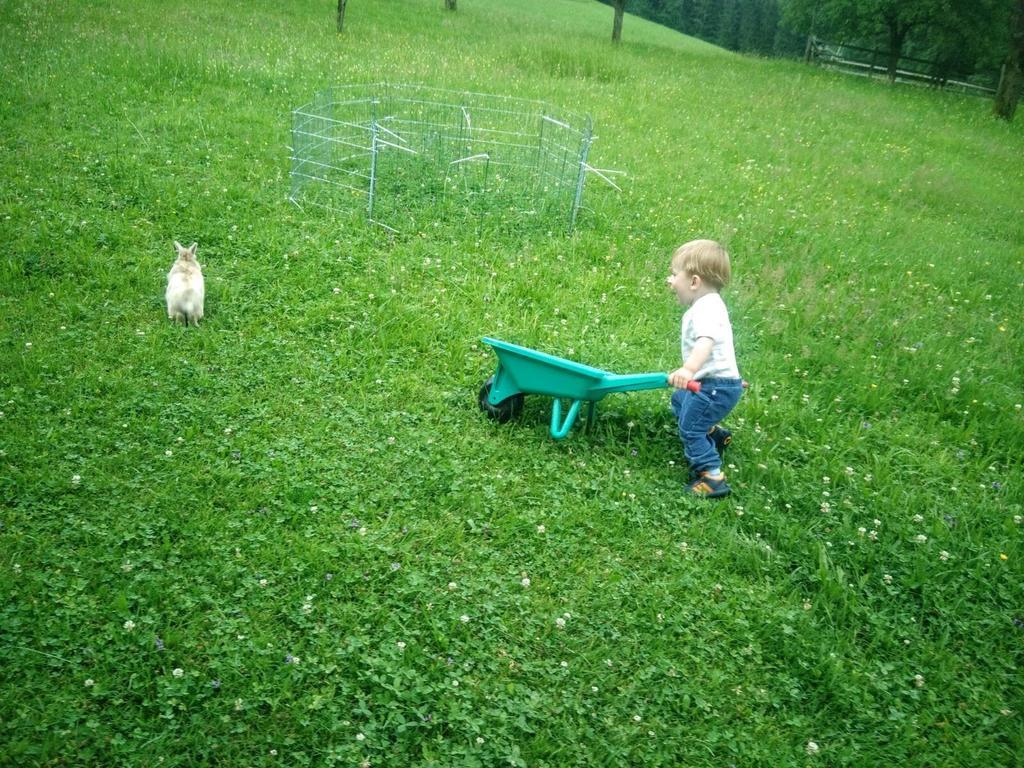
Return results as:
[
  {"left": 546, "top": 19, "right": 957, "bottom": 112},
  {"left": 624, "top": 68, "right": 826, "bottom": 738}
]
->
[
  {"left": 189, "top": 242, "right": 198, "bottom": 255},
  {"left": 174, "top": 240, "right": 185, "bottom": 253}
]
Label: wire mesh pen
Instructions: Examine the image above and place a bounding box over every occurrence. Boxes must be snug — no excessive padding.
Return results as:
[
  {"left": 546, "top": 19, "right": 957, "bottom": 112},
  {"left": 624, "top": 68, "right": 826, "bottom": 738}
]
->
[{"left": 289, "top": 84, "right": 617, "bottom": 234}]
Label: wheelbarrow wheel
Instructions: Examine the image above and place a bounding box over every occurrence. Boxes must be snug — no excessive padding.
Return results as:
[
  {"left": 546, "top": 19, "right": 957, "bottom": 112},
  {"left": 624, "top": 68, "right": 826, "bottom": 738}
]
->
[{"left": 478, "top": 376, "right": 524, "bottom": 423}]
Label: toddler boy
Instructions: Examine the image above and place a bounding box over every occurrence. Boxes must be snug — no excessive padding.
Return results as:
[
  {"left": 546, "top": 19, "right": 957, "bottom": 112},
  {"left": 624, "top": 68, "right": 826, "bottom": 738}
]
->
[{"left": 666, "top": 240, "right": 743, "bottom": 498}]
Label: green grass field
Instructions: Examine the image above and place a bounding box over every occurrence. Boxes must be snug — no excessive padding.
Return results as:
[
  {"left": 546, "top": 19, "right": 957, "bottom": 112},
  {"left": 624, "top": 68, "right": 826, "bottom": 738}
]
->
[{"left": 2, "top": 0, "right": 1023, "bottom": 765}]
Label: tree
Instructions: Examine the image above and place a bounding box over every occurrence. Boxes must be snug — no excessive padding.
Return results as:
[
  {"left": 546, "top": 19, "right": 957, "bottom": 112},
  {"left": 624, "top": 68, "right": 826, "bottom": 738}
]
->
[
  {"left": 911, "top": 0, "right": 1000, "bottom": 88},
  {"left": 994, "top": 0, "right": 1024, "bottom": 118},
  {"left": 623, "top": 0, "right": 784, "bottom": 55},
  {"left": 337, "top": 0, "right": 347, "bottom": 32},
  {"left": 718, "top": 0, "right": 741, "bottom": 49},
  {"left": 875, "top": 2, "right": 929, "bottom": 81},
  {"left": 782, "top": 0, "right": 943, "bottom": 81},
  {"left": 612, "top": 0, "right": 627, "bottom": 43}
]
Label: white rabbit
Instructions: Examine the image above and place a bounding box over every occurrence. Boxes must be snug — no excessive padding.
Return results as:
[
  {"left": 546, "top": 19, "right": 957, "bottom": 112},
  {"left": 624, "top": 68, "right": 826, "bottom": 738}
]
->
[{"left": 165, "top": 241, "right": 205, "bottom": 326}]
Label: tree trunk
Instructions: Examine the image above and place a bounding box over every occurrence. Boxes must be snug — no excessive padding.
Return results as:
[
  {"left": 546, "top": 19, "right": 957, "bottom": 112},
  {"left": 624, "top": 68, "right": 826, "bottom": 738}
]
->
[
  {"left": 994, "top": 59, "right": 1022, "bottom": 120},
  {"left": 337, "top": 0, "right": 347, "bottom": 32},
  {"left": 612, "top": 0, "right": 626, "bottom": 43},
  {"left": 994, "top": 0, "right": 1024, "bottom": 120},
  {"left": 445, "top": 0, "right": 457, "bottom": 10},
  {"left": 886, "top": 23, "right": 907, "bottom": 83}
]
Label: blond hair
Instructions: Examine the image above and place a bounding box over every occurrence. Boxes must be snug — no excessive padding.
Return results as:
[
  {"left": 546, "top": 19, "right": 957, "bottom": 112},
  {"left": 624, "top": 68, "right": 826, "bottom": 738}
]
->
[{"left": 670, "top": 239, "right": 731, "bottom": 289}]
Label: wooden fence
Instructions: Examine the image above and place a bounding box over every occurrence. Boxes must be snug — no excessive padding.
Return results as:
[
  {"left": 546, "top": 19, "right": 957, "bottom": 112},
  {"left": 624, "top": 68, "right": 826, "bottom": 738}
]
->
[{"left": 808, "top": 39, "right": 999, "bottom": 97}]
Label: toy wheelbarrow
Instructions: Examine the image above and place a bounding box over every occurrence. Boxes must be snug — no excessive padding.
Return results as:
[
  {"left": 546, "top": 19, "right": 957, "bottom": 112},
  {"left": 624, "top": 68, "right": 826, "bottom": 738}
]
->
[{"left": 477, "top": 337, "right": 700, "bottom": 440}]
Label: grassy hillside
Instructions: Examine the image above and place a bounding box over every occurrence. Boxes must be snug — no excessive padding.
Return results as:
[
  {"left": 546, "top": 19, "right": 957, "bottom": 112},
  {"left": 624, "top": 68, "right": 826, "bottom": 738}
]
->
[{"left": 1, "top": 0, "right": 1022, "bottom": 765}]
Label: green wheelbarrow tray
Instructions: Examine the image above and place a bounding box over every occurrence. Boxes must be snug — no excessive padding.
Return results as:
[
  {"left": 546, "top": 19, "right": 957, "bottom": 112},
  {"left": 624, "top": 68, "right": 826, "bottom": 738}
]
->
[{"left": 479, "top": 336, "right": 675, "bottom": 440}]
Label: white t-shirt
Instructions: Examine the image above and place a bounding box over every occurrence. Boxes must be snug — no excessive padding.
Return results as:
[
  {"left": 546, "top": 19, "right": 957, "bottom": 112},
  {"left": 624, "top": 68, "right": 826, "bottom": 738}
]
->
[{"left": 681, "top": 292, "right": 740, "bottom": 380}]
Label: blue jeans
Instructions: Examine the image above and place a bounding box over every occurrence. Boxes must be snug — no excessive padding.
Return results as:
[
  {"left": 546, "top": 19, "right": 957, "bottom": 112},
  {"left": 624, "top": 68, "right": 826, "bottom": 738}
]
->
[{"left": 670, "top": 378, "right": 744, "bottom": 475}]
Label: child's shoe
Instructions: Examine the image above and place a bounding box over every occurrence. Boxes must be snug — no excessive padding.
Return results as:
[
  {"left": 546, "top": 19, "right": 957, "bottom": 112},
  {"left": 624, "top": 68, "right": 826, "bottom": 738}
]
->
[
  {"left": 708, "top": 426, "right": 732, "bottom": 456},
  {"left": 688, "top": 472, "right": 731, "bottom": 498}
]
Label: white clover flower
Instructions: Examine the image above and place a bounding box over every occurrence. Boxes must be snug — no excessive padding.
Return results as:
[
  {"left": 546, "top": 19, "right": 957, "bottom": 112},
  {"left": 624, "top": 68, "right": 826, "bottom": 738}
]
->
[
  {"left": 84, "top": 678, "right": 94, "bottom": 687},
  {"left": 857, "top": 527, "right": 866, "bottom": 537},
  {"left": 123, "top": 620, "right": 135, "bottom": 631},
  {"left": 883, "top": 574, "right": 893, "bottom": 585},
  {"left": 913, "top": 674, "right": 925, "bottom": 688},
  {"left": 358, "top": 527, "right": 367, "bottom": 536},
  {"left": 396, "top": 641, "right": 406, "bottom": 652},
  {"left": 914, "top": 534, "right": 928, "bottom": 544},
  {"left": 912, "top": 514, "right": 924, "bottom": 523},
  {"left": 172, "top": 668, "right": 184, "bottom": 677},
  {"left": 356, "top": 733, "right": 365, "bottom": 742},
  {"left": 939, "top": 550, "right": 950, "bottom": 562},
  {"left": 633, "top": 714, "right": 642, "bottom": 722},
  {"left": 536, "top": 524, "right": 546, "bottom": 534},
  {"left": 475, "top": 736, "right": 485, "bottom": 745},
  {"left": 71, "top": 474, "right": 81, "bottom": 486},
  {"left": 803, "top": 600, "right": 812, "bottom": 611},
  {"left": 460, "top": 614, "right": 470, "bottom": 623},
  {"left": 806, "top": 741, "right": 820, "bottom": 755},
  {"left": 555, "top": 617, "right": 566, "bottom": 629},
  {"left": 520, "top": 577, "right": 531, "bottom": 588},
  {"left": 560, "top": 660, "right": 568, "bottom": 668},
  {"left": 448, "top": 582, "right": 457, "bottom": 591}
]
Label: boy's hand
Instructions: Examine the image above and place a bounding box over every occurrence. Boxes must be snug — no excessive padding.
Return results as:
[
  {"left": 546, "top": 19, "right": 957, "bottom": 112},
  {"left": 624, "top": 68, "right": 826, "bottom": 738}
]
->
[{"left": 668, "top": 367, "right": 694, "bottom": 389}]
